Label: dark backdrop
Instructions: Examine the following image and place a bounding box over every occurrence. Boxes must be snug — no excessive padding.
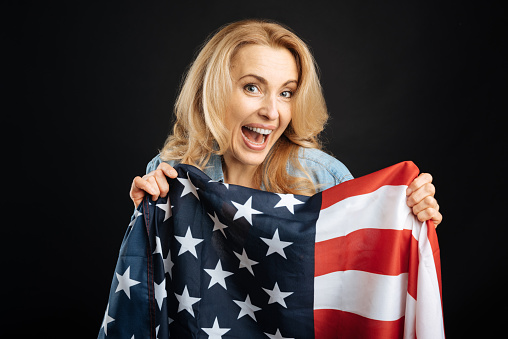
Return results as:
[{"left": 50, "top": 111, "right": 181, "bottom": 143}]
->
[{"left": 6, "top": 0, "right": 506, "bottom": 337}]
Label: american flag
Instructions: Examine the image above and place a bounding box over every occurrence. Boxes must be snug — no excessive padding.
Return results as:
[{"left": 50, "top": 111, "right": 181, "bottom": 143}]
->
[{"left": 98, "top": 161, "right": 444, "bottom": 338}]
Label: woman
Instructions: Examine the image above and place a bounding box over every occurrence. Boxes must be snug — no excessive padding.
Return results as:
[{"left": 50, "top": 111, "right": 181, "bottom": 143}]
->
[{"left": 130, "top": 19, "right": 442, "bottom": 226}]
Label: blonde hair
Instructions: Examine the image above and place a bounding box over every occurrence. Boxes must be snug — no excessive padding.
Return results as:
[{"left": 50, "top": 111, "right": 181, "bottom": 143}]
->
[{"left": 161, "top": 19, "right": 328, "bottom": 195}]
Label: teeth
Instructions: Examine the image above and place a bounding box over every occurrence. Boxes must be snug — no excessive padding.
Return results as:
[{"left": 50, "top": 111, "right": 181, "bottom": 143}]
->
[{"left": 245, "top": 126, "right": 273, "bottom": 135}]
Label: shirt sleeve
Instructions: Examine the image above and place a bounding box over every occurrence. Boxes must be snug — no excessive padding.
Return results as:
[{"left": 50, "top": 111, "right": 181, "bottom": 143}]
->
[
  {"left": 294, "top": 148, "right": 354, "bottom": 192},
  {"left": 145, "top": 154, "right": 180, "bottom": 175},
  {"left": 145, "top": 154, "right": 162, "bottom": 174}
]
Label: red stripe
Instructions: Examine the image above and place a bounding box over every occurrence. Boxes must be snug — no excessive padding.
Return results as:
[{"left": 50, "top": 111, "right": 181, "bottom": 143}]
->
[
  {"left": 407, "top": 234, "right": 419, "bottom": 300},
  {"left": 314, "top": 309, "right": 405, "bottom": 339},
  {"left": 321, "top": 161, "right": 419, "bottom": 210},
  {"left": 315, "top": 229, "right": 413, "bottom": 277}
]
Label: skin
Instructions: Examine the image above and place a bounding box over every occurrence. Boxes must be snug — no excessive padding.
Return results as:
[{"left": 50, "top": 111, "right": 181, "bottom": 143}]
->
[
  {"left": 406, "top": 173, "right": 442, "bottom": 226},
  {"left": 130, "top": 45, "right": 443, "bottom": 227},
  {"left": 222, "top": 45, "right": 297, "bottom": 188}
]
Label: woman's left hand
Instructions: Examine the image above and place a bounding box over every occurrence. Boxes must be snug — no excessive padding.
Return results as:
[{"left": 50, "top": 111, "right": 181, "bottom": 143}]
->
[{"left": 406, "top": 173, "right": 442, "bottom": 228}]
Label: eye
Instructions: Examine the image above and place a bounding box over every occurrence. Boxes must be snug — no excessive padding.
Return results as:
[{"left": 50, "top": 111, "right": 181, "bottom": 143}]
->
[
  {"left": 244, "top": 84, "right": 260, "bottom": 94},
  {"left": 280, "top": 90, "right": 293, "bottom": 98}
]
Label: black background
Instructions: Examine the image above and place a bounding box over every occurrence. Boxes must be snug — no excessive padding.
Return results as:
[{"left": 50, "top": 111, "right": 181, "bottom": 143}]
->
[{"left": 5, "top": 0, "right": 506, "bottom": 337}]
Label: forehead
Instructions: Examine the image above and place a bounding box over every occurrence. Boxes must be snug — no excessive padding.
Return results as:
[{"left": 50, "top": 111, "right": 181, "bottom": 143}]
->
[{"left": 231, "top": 44, "right": 298, "bottom": 82}]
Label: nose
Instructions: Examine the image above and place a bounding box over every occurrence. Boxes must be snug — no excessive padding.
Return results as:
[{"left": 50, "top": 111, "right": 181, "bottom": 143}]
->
[{"left": 259, "top": 94, "right": 279, "bottom": 120}]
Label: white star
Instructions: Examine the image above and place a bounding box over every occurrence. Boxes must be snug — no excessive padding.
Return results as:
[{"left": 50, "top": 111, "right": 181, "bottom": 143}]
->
[
  {"left": 128, "top": 209, "right": 142, "bottom": 228},
  {"left": 163, "top": 250, "right": 174, "bottom": 279},
  {"left": 156, "top": 198, "right": 172, "bottom": 222},
  {"left": 178, "top": 172, "right": 199, "bottom": 200},
  {"left": 115, "top": 266, "right": 140, "bottom": 299},
  {"left": 175, "top": 226, "right": 204, "bottom": 258},
  {"left": 101, "top": 303, "right": 115, "bottom": 335},
  {"left": 208, "top": 179, "right": 229, "bottom": 189},
  {"left": 264, "top": 329, "right": 294, "bottom": 339},
  {"left": 233, "top": 295, "right": 261, "bottom": 321},
  {"left": 208, "top": 211, "right": 228, "bottom": 238},
  {"left": 231, "top": 196, "right": 263, "bottom": 225},
  {"left": 262, "top": 282, "right": 293, "bottom": 308},
  {"left": 153, "top": 236, "right": 163, "bottom": 256},
  {"left": 204, "top": 260, "right": 233, "bottom": 289},
  {"left": 175, "top": 285, "right": 201, "bottom": 317},
  {"left": 274, "top": 193, "right": 304, "bottom": 214},
  {"left": 201, "top": 317, "right": 231, "bottom": 339},
  {"left": 154, "top": 278, "right": 167, "bottom": 310},
  {"left": 233, "top": 249, "right": 258, "bottom": 275},
  {"left": 260, "top": 229, "right": 293, "bottom": 259}
]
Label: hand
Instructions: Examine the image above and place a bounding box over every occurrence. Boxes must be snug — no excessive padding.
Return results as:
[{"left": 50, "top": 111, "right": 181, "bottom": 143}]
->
[
  {"left": 406, "top": 173, "right": 442, "bottom": 228},
  {"left": 130, "top": 163, "right": 178, "bottom": 208}
]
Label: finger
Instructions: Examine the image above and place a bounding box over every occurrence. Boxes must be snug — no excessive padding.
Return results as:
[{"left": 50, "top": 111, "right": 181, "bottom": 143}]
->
[
  {"left": 154, "top": 169, "right": 170, "bottom": 198},
  {"left": 158, "top": 162, "right": 178, "bottom": 178},
  {"left": 147, "top": 176, "right": 160, "bottom": 201},
  {"left": 433, "top": 211, "right": 442, "bottom": 227},
  {"left": 411, "top": 196, "right": 438, "bottom": 216},
  {"left": 406, "top": 173, "right": 433, "bottom": 196},
  {"left": 407, "top": 182, "right": 436, "bottom": 207},
  {"left": 130, "top": 176, "right": 153, "bottom": 207},
  {"left": 415, "top": 207, "right": 442, "bottom": 228},
  {"left": 132, "top": 176, "right": 156, "bottom": 195}
]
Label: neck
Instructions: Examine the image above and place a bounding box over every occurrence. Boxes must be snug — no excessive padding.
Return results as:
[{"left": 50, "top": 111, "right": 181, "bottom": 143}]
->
[{"left": 222, "top": 156, "right": 260, "bottom": 189}]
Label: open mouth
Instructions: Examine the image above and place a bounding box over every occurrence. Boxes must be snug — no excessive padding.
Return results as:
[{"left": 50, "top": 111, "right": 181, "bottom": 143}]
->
[{"left": 241, "top": 126, "right": 273, "bottom": 145}]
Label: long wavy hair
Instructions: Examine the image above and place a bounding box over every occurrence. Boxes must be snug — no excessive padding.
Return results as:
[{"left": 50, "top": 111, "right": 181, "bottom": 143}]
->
[{"left": 160, "top": 19, "right": 329, "bottom": 195}]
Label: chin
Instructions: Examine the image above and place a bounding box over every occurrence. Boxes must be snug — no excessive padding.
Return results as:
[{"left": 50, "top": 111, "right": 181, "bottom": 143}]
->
[{"left": 234, "top": 151, "right": 269, "bottom": 167}]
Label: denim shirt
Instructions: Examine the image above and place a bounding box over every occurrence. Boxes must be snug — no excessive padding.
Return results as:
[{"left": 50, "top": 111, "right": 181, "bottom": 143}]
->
[{"left": 146, "top": 148, "right": 353, "bottom": 193}]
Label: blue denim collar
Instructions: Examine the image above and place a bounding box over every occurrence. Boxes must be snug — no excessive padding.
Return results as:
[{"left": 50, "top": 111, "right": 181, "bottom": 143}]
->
[{"left": 202, "top": 153, "right": 225, "bottom": 183}]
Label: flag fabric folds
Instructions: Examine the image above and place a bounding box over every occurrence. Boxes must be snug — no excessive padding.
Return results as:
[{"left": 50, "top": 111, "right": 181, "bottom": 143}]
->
[{"left": 98, "top": 161, "right": 444, "bottom": 338}]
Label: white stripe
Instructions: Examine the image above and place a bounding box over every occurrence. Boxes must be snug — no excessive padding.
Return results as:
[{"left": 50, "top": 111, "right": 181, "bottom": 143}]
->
[
  {"left": 316, "top": 185, "right": 412, "bottom": 243},
  {"left": 403, "top": 293, "right": 416, "bottom": 339},
  {"left": 314, "top": 270, "right": 408, "bottom": 321},
  {"left": 415, "top": 222, "right": 445, "bottom": 338}
]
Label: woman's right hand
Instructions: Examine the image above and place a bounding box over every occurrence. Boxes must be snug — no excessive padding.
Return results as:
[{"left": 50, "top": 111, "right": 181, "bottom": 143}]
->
[{"left": 130, "top": 162, "right": 178, "bottom": 208}]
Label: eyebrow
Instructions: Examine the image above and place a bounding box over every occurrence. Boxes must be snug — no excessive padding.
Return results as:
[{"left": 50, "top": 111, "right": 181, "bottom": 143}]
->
[{"left": 239, "top": 74, "right": 298, "bottom": 87}]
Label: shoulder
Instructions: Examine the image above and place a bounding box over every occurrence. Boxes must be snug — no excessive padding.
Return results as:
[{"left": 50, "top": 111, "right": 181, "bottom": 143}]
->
[
  {"left": 145, "top": 153, "right": 224, "bottom": 181},
  {"left": 145, "top": 154, "right": 180, "bottom": 174},
  {"left": 292, "top": 148, "right": 354, "bottom": 191}
]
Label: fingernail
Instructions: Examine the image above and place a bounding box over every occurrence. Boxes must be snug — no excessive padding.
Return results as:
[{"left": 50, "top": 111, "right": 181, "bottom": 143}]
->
[
  {"left": 406, "top": 188, "right": 412, "bottom": 196},
  {"left": 169, "top": 169, "right": 177, "bottom": 177}
]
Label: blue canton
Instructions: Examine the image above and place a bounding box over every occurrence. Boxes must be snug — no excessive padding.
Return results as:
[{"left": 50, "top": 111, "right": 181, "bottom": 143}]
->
[{"left": 99, "top": 164, "right": 321, "bottom": 338}]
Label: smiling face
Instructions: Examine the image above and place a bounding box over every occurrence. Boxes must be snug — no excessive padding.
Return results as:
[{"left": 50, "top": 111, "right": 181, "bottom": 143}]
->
[{"left": 223, "top": 44, "right": 298, "bottom": 175}]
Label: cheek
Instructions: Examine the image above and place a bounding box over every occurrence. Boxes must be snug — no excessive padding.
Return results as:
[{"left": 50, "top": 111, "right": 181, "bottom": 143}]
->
[
  {"left": 224, "top": 109, "right": 242, "bottom": 132},
  {"left": 280, "top": 106, "right": 293, "bottom": 128},
  {"left": 225, "top": 98, "right": 252, "bottom": 128}
]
